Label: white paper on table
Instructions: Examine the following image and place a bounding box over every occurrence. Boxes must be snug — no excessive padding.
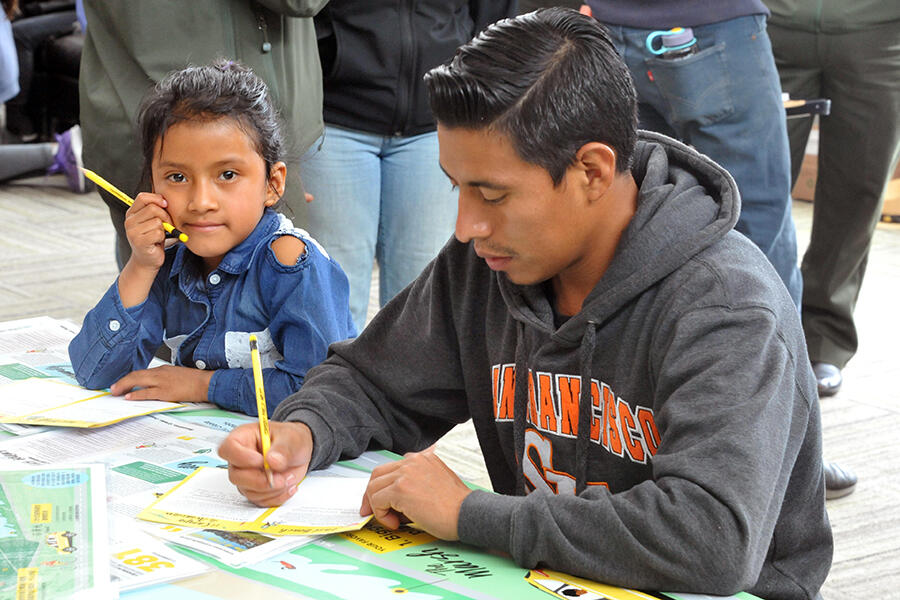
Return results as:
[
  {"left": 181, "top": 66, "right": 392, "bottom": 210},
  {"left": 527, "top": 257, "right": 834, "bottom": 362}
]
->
[
  {"left": 142, "top": 465, "right": 371, "bottom": 533},
  {"left": 143, "top": 521, "right": 320, "bottom": 568},
  {"left": 0, "top": 422, "right": 51, "bottom": 436},
  {"left": 0, "top": 378, "right": 185, "bottom": 427},
  {"left": 0, "top": 413, "right": 214, "bottom": 466},
  {"left": 109, "top": 516, "right": 210, "bottom": 591},
  {"left": 0, "top": 316, "right": 79, "bottom": 354}
]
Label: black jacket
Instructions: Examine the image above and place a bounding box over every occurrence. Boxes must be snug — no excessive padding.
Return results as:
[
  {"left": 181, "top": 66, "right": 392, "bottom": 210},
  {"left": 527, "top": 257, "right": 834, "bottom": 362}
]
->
[{"left": 315, "top": 0, "right": 516, "bottom": 137}]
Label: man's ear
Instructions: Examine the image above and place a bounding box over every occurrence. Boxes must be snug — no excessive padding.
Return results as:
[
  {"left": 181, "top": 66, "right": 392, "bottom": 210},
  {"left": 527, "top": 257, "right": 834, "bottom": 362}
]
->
[
  {"left": 575, "top": 142, "right": 617, "bottom": 202},
  {"left": 265, "top": 161, "right": 287, "bottom": 206}
]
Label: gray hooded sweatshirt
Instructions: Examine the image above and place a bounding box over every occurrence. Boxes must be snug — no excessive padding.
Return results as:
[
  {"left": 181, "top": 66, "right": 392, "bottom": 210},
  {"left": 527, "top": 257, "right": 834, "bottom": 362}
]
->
[{"left": 273, "top": 132, "right": 833, "bottom": 599}]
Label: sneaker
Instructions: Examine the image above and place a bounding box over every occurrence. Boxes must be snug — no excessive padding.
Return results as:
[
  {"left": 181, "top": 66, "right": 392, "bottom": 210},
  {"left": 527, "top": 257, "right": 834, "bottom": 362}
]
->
[{"left": 47, "top": 125, "right": 88, "bottom": 193}]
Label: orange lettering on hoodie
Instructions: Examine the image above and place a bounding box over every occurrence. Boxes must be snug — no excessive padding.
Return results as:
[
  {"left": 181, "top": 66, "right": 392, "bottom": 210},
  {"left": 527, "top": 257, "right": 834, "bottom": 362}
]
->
[
  {"left": 603, "top": 384, "right": 624, "bottom": 456},
  {"left": 495, "top": 364, "right": 516, "bottom": 420},
  {"left": 590, "top": 380, "right": 602, "bottom": 442},
  {"left": 537, "top": 372, "right": 558, "bottom": 433},
  {"left": 527, "top": 370, "right": 538, "bottom": 425},
  {"left": 617, "top": 397, "right": 646, "bottom": 463},
  {"left": 556, "top": 375, "right": 580, "bottom": 437},
  {"left": 636, "top": 407, "right": 660, "bottom": 456}
]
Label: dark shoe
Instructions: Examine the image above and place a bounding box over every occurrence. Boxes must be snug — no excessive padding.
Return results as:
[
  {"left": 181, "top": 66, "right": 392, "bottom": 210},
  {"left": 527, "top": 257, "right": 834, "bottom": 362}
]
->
[
  {"left": 47, "top": 125, "right": 89, "bottom": 193},
  {"left": 824, "top": 461, "right": 857, "bottom": 500},
  {"left": 812, "top": 362, "right": 842, "bottom": 397}
]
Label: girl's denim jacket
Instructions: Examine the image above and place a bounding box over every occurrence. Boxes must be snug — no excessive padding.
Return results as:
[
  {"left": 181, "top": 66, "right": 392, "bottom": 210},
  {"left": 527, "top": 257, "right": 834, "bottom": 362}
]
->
[{"left": 69, "top": 210, "right": 356, "bottom": 415}]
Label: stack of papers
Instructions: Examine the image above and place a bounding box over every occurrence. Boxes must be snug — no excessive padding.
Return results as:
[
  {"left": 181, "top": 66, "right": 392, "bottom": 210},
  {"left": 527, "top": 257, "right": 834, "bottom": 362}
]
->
[
  {"left": 0, "top": 378, "right": 185, "bottom": 428},
  {"left": 139, "top": 465, "right": 373, "bottom": 536},
  {"left": 0, "top": 317, "right": 378, "bottom": 595}
]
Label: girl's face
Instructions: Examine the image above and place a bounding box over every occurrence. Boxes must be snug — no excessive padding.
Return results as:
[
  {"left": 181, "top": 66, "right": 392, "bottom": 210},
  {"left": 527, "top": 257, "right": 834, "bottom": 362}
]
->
[{"left": 151, "top": 117, "right": 285, "bottom": 273}]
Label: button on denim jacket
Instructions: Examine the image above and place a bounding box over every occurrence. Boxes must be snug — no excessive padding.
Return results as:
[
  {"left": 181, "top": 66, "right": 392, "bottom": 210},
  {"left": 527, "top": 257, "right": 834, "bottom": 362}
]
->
[{"left": 69, "top": 210, "right": 356, "bottom": 415}]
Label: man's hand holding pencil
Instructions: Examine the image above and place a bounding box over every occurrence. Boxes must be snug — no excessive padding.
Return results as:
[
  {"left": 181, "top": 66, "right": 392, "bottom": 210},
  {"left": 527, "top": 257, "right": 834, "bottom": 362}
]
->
[{"left": 219, "top": 421, "right": 314, "bottom": 506}]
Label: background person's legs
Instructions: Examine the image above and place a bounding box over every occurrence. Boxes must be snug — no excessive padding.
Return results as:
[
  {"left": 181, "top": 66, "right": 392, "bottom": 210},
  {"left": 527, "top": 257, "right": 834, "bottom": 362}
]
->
[
  {"left": 377, "top": 130, "right": 456, "bottom": 308},
  {"left": 0, "top": 124, "right": 87, "bottom": 193},
  {"left": 606, "top": 16, "right": 802, "bottom": 306},
  {"left": 300, "top": 125, "right": 382, "bottom": 331},
  {"left": 0, "top": 142, "right": 55, "bottom": 181},
  {"left": 772, "top": 23, "right": 900, "bottom": 373},
  {"left": 6, "top": 10, "right": 77, "bottom": 138}
]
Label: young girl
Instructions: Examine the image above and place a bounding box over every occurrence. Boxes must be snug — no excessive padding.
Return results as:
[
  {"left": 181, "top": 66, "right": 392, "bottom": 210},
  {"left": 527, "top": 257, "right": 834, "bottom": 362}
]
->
[{"left": 68, "top": 60, "right": 356, "bottom": 416}]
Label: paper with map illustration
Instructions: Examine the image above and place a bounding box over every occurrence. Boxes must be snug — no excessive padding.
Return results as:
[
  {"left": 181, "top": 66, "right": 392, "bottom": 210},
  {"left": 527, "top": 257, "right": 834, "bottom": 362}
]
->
[
  {"left": 138, "top": 465, "right": 372, "bottom": 536},
  {"left": 0, "top": 464, "right": 113, "bottom": 599},
  {"left": 0, "top": 377, "right": 186, "bottom": 427}
]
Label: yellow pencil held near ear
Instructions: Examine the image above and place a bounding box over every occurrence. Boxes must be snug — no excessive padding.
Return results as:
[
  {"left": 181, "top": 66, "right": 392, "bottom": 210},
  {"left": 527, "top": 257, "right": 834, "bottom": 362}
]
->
[
  {"left": 249, "top": 334, "right": 275, "bottom": 488},
  {"left": 81, "top": 168, "right": 189, "bottom": 243}
]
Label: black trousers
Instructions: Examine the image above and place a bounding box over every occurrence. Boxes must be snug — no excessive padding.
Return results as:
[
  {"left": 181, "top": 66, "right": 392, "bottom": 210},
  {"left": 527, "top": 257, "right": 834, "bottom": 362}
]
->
[{"left": 769, "top": 21, "right": 900, "bottom": 368}]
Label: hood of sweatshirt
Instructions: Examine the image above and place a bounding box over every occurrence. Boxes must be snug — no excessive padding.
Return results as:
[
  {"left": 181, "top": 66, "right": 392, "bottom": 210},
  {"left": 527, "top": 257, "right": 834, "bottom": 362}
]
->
[{"left": 498, "top": 131, "right": 741, "bottom": 495}]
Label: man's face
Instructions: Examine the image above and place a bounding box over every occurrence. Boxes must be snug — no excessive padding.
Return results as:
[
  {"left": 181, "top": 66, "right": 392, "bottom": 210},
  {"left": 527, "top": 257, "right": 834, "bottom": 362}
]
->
[{"left": 439, "top": 125, "right": 594, "bottom": 287}]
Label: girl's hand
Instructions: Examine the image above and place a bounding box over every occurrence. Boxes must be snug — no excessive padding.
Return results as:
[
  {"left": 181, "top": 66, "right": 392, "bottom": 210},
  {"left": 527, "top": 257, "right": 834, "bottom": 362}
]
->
[
  {"left": 110, "top": 365, "right": 213, "bottom": 403},
  {"left": 124, "top": 192, "right": 173, "bottom": 271}
]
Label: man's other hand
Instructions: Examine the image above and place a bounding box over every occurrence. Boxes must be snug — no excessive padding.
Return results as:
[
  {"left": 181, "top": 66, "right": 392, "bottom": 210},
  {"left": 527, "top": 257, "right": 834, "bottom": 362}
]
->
[{"left": 360, "top": 448, "right": 472, "bottom": 540}]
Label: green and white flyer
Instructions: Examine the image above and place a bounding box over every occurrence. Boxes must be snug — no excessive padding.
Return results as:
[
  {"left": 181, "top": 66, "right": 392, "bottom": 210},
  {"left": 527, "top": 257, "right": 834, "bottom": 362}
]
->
[{"left": 0, "top": 464, "right": 111, "bottom": 599}]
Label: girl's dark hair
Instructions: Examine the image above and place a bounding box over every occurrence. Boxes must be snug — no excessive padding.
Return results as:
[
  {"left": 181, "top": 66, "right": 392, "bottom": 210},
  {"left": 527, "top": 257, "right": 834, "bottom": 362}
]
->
[
  {"left": 425, "top": 8, "right": 638, "bottom": 185},
  {"left": 137, "top": 59, "right": 284, "bottom": 187}
]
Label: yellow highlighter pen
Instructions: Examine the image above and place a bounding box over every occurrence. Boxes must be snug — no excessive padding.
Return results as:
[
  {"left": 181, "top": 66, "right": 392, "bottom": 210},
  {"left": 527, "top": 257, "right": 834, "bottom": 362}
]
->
[
  {"left": 81, "top": 168, "right": 189, "bottom": 243},
  {"left": 249, "top": 334, "right": 275, "bottom": 488}
]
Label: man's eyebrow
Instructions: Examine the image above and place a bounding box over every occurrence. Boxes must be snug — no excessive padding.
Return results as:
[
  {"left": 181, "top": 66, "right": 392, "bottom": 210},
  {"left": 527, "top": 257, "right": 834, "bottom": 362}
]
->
[{"left": 439, "top": 164, "right": 507, "bottom": 190}]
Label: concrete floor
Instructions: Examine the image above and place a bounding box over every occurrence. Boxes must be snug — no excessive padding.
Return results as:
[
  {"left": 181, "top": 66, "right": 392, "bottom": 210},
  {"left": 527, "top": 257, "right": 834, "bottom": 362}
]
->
[{"left": 1, "top": 174, "right": 898, "bottom": 598}]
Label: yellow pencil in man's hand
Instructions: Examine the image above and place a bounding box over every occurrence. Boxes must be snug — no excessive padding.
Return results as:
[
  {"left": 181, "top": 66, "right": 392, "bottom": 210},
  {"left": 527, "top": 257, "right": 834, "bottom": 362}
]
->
[
  {"left": 249, "top": 334, "right": 274, "bottom": 488},
  {"left": 81, "top": 168, "right": 189, "bottom": 243}
]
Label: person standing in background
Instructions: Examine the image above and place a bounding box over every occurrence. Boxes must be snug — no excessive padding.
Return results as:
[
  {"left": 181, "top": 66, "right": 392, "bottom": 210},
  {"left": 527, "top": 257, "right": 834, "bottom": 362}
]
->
[
  {"left": 299, "top": 1, "right": 516, "bottom": 331},
  {"left": 1, "top": 0, "right": 86, "bottom": 192},
  {"left": 582, "top": 1, "right": 802, "bottom": 310},
  {"left": 764, "top": 0, "right": 900, "bottom": 398},
  {"left": 2, "top": 0, "right": 20, "bottom": 106},
  {"left": 4, "top": 0, "right": 78, "bottom": 141},
  {"left": 79, "top": 0, "right": 328, "bottom": 268}
]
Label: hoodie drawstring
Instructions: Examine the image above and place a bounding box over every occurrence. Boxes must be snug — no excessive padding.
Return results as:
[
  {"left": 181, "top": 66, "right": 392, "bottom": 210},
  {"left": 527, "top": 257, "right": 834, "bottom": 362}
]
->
[
  {"left": 575, "top": 321, "right": 598, "bottom": 495},
  {"left": 513, "top": 321, "right": 528, "bottom": 495},
  {"left": 512, "top": 319, "right": 600, "bottom": 497}
]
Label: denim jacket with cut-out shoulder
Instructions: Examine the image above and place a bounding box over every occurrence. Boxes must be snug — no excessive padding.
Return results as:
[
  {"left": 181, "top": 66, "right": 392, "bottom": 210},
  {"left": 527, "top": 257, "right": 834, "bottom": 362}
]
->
[{"left": 69, "top": 209, "right": 356, "bottom": 416}]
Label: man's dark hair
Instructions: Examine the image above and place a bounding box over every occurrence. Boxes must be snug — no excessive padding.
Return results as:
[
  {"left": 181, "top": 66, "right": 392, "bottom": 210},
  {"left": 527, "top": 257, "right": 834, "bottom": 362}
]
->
[
  {"left": 137, "top": 59, "right": 285, "bottom": 190},
  {"left": 425, "top": 8, "right": 637, "bottom": 184}
]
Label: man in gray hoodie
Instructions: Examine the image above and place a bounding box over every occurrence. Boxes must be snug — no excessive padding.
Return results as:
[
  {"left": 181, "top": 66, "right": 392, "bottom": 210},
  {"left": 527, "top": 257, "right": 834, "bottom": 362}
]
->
[{"left": 220, "top": 9, "right": 832, "bottom": 599}]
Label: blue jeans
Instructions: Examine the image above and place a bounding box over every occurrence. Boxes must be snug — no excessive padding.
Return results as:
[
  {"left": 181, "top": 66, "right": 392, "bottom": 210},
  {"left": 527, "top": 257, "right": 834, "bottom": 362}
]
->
[
  {"left": 300, "top": 125, "right": 457, "bottom": 330},
  {"left": 604, "top": 15, "right": 802, "bottom": 306}
]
